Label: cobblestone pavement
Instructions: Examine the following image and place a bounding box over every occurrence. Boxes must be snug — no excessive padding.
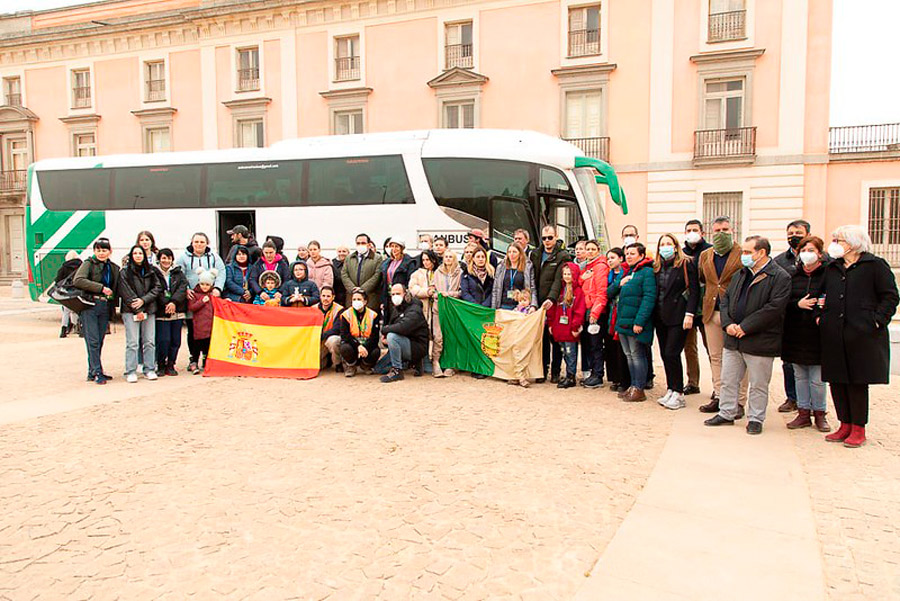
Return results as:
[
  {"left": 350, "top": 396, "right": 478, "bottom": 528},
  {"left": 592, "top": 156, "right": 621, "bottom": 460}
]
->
[{"left": 0, "top": 299, "right": 672, "bottom": 600}]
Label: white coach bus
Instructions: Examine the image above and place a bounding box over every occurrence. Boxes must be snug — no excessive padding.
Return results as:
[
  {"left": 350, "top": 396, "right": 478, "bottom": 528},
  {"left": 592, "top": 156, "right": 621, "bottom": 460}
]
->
[{"left": 25, "top": 128, "right": 627, "bottom": 299}]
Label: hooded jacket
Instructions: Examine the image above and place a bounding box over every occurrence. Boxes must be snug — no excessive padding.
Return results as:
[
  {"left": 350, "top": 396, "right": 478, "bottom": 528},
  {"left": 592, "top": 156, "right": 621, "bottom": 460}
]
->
[
  {"left": 224, "top": 256, "right": 251, "bottom": 302},
  {"left": 547, "top": 262, "right": 587, "bottom": 343},
  {"left": 530, "top": 240, "right": 572, "bottom": 305},
  {"left": 73, "top": 255, "right": 121, "bottom": 298},
  {"left": 609, "top": 257, "right": 657, "bottom": 345},
  {"left": 117, "top": 261, "right": 163, "bottom": 315},
  {"left": 248, "top": 253, "right": 291, "bottom": 296},
  {"left": 154, "top": 265, "right": 189, "bottom": 315},
  {"left": 187, "top": 285, "right": 215, "bottom": 339},
  {"left": 306, "top": 256, "right": 334, "bottom": 292},
  {"left": 280, "top": 261, "right": 321, "bottom": 307},
  {"left": 580, "top": 255, "right": 610, "bottom": 321},
  {"left": 176, "top": 245, "right": 226, "bottom": 291},
  {"left": 55, "top": 257, "right": 83, "bottom": 284}
]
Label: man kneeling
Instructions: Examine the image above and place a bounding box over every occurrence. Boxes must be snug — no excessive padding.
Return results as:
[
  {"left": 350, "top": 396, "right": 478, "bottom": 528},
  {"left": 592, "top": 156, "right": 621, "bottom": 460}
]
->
[
  {"left": 317, "top": 285, "right": 343, "bottom": 372},
  {"left": 380, "top": 283, "right": 430, "bottom": 383}
]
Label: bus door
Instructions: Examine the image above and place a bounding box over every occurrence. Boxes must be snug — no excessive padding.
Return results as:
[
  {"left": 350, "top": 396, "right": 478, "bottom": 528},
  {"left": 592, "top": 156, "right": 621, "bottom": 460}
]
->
[
  {"left": 216, "top": 210, "right": 256, "bottom": 259},
  {"left": 488, "top": 196, "right": 537, "bottom": 254},
  {"left": 536, "top": 167, "right": 585, "bottom": 249}
]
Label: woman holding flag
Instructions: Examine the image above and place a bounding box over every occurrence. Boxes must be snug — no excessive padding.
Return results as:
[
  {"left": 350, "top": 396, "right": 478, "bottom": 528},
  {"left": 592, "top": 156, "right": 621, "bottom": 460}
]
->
[
  {"left": 491, "top": 243, "right": 537, "bottom": 311},
  {"left": 430, "top": 250, "right": 462, "bottom": 378},
  {"left": 409, "top": 250, "right": 439, "bottom": 375}
]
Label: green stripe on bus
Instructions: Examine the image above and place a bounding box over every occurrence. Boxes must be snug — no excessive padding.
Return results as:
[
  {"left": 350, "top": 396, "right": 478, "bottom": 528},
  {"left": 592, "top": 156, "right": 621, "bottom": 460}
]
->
[
  {"left": 55, "top": 211, "right": 106, "bottom": 254},
  {"left": 33, "top": 210, "right": 77, "bottom": 247}
]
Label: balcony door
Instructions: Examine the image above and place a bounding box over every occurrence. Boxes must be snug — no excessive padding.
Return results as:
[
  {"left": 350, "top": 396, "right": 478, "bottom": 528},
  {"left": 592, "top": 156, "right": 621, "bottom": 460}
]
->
[{"left": 703, "top": 78, "right": 746, "bottom": 155}]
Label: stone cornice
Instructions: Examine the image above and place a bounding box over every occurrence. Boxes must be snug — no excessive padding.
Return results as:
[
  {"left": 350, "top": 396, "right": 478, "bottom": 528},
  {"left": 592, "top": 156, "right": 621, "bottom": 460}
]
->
[
  {"left": 131, "top": 107, "right": 177, "bottom": 117},
  {"left": 59, "top": 113, "right": 101, "bottom": 125},
  {"left": 0, "top": 105, "right": 39, "bottom": 122},
  {"left": 550, "top": 63, "right": 618, "bottom": 78},
  {"left": 222, "top": 97, "right": 272, "bottom": 109},
  {"left": 318, "top": 87, "right": 373, "bottom": 100},
  {"left": 428, "top": 67, "right": 488, "bottom": 89},
  {"left": 689, "top": 48, "right": 765, "bottom": 65}
]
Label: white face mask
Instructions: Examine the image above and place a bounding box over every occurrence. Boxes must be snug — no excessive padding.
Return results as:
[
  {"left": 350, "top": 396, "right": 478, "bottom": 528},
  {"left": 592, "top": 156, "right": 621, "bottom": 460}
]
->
[
  {"left": 587, "top": 323, "right": 601, "bottom": 335},
  {"left": 356, "top": 245, "right": 368, "bottom": 256},
  {"left": 418, "top": 241, "right": 430, "bottom": 251},
  {"left": 827, "top": 242, "right": 845, "bottom": 259},
  {"left": 685, "top": 232, "right": 702, "bottom": 245},
  {"left": 391, "top": 294, "right": 404, "bottom": 306},
  {"left": 352, "top": 299, "right": 365, "bottom": 311},
  {"left": 623, "top": 236, "right": 636, "bottom": 247},
  {"left": 799, "top": 251, "right": 818, "bottom": 266}
]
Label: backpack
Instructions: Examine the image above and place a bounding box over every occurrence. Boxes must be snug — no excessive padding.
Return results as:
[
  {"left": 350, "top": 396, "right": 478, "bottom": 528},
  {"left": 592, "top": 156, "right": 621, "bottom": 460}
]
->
[{"left": 47, "top": 272, "right": 96, "bottom": 313}]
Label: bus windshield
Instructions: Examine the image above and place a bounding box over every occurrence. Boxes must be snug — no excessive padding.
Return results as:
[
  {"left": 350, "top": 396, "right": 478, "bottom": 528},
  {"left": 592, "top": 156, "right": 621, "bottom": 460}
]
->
[{"left": 575, "top": 167, "right": 611, "bottom": 251}]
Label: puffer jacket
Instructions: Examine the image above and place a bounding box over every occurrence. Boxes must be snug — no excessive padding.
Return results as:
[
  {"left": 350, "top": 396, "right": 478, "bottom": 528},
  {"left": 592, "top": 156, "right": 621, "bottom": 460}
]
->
[
  {"left": 461, "top": 268, "right": 495, "bottom": 307},
  {"left": 224, "top": 262, "right": 251, "bottom": 302},
  {"left": 609, "top": 258, "right": 657, "bottom": 345},
  {"left": 280, "top": 262, "right": 320, "bottom": 307},
  {"left": 530, "top": 241, "right": 572, "bottom": 304},
  {"left": 176, "top": 245, "right": 226, "bottom": 291},
  {"left": 155, "top": 265, "right": 189, "bottom": 314},
  {"left": 382, "top": 296, "right": 430, "bottom": 363},
  {"left": 547, "top": 262, "right": 586, "bottom": 343},
  {"left": 580, "top": 255, "right": 610, "bottom": 321},
  {"left": 117, "top": 262, "right": 163, "bottom": 315},
  {"left": 187, "top": 286, "right": 215, "bottom": 339},
  {"left": 306, "top": 256, "right": 334, "bottom": 292},
  {"left": 248, "top": 254, "right": 291, "bottom": 296},
  {"left": 55, "top": 258, "right": 83, "bottom": 284}
]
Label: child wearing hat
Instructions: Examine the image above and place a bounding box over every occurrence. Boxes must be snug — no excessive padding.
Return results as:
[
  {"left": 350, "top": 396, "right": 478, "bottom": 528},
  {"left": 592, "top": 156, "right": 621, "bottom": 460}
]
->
[
  {"left": 186, "top": 267, "right": 217, "bottom": 374},
  {"left": 253, "top": 270, "right": 283, "bottom": 306}
]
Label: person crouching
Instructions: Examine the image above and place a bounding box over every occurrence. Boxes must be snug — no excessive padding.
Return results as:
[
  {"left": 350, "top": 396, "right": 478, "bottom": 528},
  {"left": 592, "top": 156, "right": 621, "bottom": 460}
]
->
[
  {"left": 317, "top": 285, "right": 344, "bottom": 372},
  {"left": 340, "top": 287, "right": 381, "bottom": 377}
]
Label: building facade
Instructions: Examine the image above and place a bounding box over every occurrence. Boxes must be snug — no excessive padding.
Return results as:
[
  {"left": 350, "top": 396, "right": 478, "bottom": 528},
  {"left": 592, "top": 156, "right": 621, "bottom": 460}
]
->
[{"left": 0, "top": 0, "right": 898, "bottom": 282}]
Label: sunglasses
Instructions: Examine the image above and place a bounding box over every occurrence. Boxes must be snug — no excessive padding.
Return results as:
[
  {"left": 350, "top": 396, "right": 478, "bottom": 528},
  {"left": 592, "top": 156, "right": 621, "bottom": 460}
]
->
[{"left": 542, "top": 236, "right": 555, "bottom": 241}]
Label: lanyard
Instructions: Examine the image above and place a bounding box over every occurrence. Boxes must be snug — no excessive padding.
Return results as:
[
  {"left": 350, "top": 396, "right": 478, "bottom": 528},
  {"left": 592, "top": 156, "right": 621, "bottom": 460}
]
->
[{"left": 508, "top": 268, "right": 518, "bottom": 289}]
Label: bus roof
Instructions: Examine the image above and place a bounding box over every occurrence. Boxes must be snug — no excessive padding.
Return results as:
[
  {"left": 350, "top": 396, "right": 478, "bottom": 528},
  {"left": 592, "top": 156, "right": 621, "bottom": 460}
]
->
[{"left": 31, "top": 129, "right": 585, "bottom": 172}]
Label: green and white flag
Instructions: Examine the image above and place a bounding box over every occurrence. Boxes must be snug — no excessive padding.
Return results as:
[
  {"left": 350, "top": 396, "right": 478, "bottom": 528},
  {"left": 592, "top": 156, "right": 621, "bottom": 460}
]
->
[{"left": 437, "top": 295, "right": 545, "bottom": 380}]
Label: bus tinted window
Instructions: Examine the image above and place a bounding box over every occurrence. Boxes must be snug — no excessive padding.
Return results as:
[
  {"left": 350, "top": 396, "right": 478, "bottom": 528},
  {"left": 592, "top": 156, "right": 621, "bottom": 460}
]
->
[
  {"left": 207, "top": 161, "right": 300, "bottom": 208},
  {"left": 306, "top": 156, "right": 413, "bottom": 206},
  {"left": 38, "top": 169, "right": 111, "bottom": 211},
  {"left": 423, "top": 158, "right": 532, "bottom": 223},
  {"left": 113, "top": 165, "right": 202, "bottom": 210}
]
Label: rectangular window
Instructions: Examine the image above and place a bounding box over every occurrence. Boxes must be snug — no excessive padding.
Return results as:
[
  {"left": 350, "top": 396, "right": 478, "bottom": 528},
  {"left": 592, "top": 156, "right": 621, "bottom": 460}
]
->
[
  {"left": 3, "top": 77, "right": 22, "bottom": 106},
  {"left": 565, "top": 89, "right": 603, "bottom": 138},
  {"left": 237, "top": 47, "right": 260, "bottom": 91},
  {"left": 144, "top": 127, "right": 171, "bottom": 153},
  {"left": 334, "top": 110, "right": 364, "bottom": 135},
  {"left": 709, "top": 0, "right": 747, "bottom": 42},
  {"left": 445, "top": 21, "right": 474, "bottom": 69},
  {"left": 72, "top": 69, "right": 91, "bottom": 108},
  {"left": 568, "top": 5, "right": 601, "bottom": 57},
  {"left": 236, "top": 118, "right": 264, "bottom": 148},
  {"left": 869, "top": 187, "right": 900, "bottom": 267},
  {"left": 443, "top": 101, "right": 475, "bottom": 129},
  {"left": 73, "top": 132, "right": 97, "bottom": 157},
  {"left": 334, "top": 36, "right": 361, "bottom": 81},
  {"left": 206, "top": 161, "right": 299, "bottom": 208},
  {"left": 702, "top": 192, "right": 742, "bottom": 241},
  {"left": 7, "top": 138, "right": 28, "bottom": 171},
  {"left": 307, "top": 156, "right": 414, "bottom": 206},
  {"left": 145, "top": 61, "right": 166, "bottom": 101},
  {"left": 703, "top": 78, "right": 744, "bottom": 130}
]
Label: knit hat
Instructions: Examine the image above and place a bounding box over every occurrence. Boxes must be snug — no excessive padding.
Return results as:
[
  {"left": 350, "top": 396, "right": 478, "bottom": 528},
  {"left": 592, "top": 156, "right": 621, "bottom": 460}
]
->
[
  {"left": 259, "top": 269, "right": 282, "bottom": 288},
  {"left": 65, "top": 250, "right": 79, "bottom": 261},
  {"left": 195, "top": 266, "right": 218, "bottom": 286}
]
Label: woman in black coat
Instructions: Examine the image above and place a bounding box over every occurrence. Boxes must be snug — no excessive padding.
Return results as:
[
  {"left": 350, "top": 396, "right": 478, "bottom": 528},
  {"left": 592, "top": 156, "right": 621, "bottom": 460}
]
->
[
  {"left": 820, "top": 225, "right": 899, "bottom": 448},
  {"left": 781, "top": 236, "right": 830, "bottom": 432}
]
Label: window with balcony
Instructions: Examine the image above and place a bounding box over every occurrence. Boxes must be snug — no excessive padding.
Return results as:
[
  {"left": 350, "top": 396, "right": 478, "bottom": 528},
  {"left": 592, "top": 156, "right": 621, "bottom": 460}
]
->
[
  {"left": 3, "top": 77, "right": 22, "bottom": 107},
  {"left": 237, "top": 47, "right": 260, "bottom": 91},
  {"left": 334, "top": 36, "right": 361, "bottom": 82},
  {"left": 695, "top": 77, "right": 755, "bottom": 162},
  {"left": 443, "top": 101, "right": 475, "bottom": 129},
  {"left": 708, "top": 0, "right": 747, "bottom": 43},
  {"left": 334, "top": 110, "right": 364, "bottom": 135},
  {"left": 568, "top": 5, "right": 601, "bottom": 57},
  {"left": 445, "top": 21, "right": 474, "bottom": 69},
  {"left": 71, "top": 69, "right": 91, "bottom": 109},
  {"left": 144, "top": 126, "right": 171, "bottom": 153},
  {"left": 1, "top": 137, "right": 27, "bottom": 193},
  {"left": 869, "top": 187, "right": 900, "bottom": 267},
  {"left": 563, "top": 89, "right": 608, "bottom": 161},
  {"left": 236, "top": 118, "right": 264, "bottom": 148},
  {"left": 144, "top": 61, "right": 166, "bottom": 102},
  {"left": 73, "top": 132, "right": 97, "bottom": 157},
  {"left": 703, "top": 192, "right": 742, "bottom": 240}
]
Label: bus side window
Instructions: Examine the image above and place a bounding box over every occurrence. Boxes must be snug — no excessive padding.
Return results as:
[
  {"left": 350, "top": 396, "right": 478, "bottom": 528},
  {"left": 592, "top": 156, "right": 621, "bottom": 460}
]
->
[{"left": 490, "top": 197, "right": 533, "bottom": 254}]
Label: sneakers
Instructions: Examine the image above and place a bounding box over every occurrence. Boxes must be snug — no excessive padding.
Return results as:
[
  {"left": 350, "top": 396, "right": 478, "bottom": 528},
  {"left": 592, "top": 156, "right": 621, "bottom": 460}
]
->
[
  {"left": 144, "top": 371, "right": 158, "bottom": 381},
  {"left": 557, "top": 376, "right": 576, "bottom": 389},
  {"left": 657, "top": 389, "right": 674, "bottom": 406},
  {"left": 344, "top": 364, "right": 357, "bottom": 378},
  {"left": 683, "top": 385, "right": 701, "bottom": 395},
  {"left": 165, "top": 366, "right": 178, "bottom": 377},
  {"left": 126, "top": 373, "right": 139, "bottom": 384},
  {"left": 664, "top": 392, "right": 686, "bottom": 410},
  {"left": 582, "top": 375, "right": 604, "bottom": 388},
  {"left": 443, "top": 369, "right": 455, "bottom": 378},
  {"left": 380, "top": 368, "right": 405, "bottom": 383}
]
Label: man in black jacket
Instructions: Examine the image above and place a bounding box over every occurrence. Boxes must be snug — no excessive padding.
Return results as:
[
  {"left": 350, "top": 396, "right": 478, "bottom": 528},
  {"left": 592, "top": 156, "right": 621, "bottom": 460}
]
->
[
  {"left": 682, "top": 219, "right": 713, "bottom": 394},
  {"left": 705, "top": 236, "right": 790, "bottom": 435},
  {"left": 380, "top": 283, "right": 430, "bottom": 382},
  {"left": 225, "top": 225, "right": 262, "bottom": 264},
  {"left": 530, "top": 225, "right": 571, "bottom": 381}
]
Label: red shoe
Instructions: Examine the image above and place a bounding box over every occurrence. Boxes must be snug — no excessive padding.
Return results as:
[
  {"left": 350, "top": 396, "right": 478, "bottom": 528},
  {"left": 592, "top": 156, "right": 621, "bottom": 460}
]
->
[
  {"left": 843, "top": 425, "right": 866, "bottom": 448},
  {"left": 825, "top": 422, "right": 851, "bottom": 443}
]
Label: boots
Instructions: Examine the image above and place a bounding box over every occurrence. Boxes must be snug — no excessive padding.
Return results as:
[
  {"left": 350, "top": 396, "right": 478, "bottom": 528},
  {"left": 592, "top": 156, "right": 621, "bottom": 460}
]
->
[
  {"left": 60, "top": 325, "right": 68, "bottom": 338},
  {"left": 825, "top": 422, "right": 852, "bottom": 443},
  {"left": 813, "top": 410, "right": 831, "bottom": 433},
  {"left": 786, "top": 408, "right": 812, "bottom": 429},
  {"left": 843, "top": 425, "right": 866, "bottom": 448}
]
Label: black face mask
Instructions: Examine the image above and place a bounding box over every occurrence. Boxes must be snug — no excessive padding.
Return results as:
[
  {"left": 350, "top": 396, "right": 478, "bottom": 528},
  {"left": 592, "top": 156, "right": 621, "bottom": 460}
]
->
[{"left": 788, "top": 235, "right": 804, "bottom": 250}]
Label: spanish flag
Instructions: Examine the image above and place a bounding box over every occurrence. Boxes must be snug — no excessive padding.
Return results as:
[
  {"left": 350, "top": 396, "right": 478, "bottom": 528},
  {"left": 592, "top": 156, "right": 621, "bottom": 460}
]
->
[{"left": 205, "top": 297, "right": 324, "bottom": 379}]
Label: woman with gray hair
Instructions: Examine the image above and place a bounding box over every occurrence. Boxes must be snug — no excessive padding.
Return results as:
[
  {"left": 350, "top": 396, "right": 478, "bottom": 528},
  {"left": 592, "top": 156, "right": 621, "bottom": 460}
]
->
[{"left": 819, "top": 224, "right": 899, "bottom": 448}]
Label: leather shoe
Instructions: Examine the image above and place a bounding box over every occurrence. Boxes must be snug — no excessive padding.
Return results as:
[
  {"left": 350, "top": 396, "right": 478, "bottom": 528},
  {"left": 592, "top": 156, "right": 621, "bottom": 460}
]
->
[
  {"left": 734, "top": 405, "right": 745, "bottom": 420},
  {"left": 746, "top": 420, "right": 763, "bottom": 435},
  {"left": 778, "top": 399, "right": 798, "bottom": 413},
  {"left": 704, "top": 414, "right": 734, "bottom": 426},
  {"left": 684, "top": 385, "right": 701, "bottom": 395},
  {"left": 698, "top": 400, "right": 719, "bottom": 413},
  {"left": 643, "top": 378, "right": 655, "bottom": 390}
]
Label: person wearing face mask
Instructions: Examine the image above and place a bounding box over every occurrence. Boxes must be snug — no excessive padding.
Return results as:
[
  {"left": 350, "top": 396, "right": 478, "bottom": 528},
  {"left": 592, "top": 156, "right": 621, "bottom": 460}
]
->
[
  {"left": 682, "top": 219, "right": 712, "bottom": 395},
  {"left": 339, "top": 288, "right": 382, "bottom": 377},
  {"left": 653, "top": 234, "right": 700, "bottom": 410},
  {"left": 781, "top": 236, "right": 831, "bottom": 432},
  {"left": 379, "top": 283, "right": 430, "bottom": 382},
  {"left": 819, "top": 225, "right": 899, "bottom": 448},
  {"left": 317, "top": 285, "right": 344, "bottom": 373},
  {"left": 340, "top": 233, "right": 383, "bottom": 310},
  {"left": 414, "top": 234, "right": 433, "bottom": 269},
  {"left": 620, "top": 224, "right": 655, "bottom": 388},
  {"left": 705, "top": 236, "right": 790, "bottom": 435},
  {"left": 772, "top": 220, "right": 811, "bottom": 413},
  {"left": 603, "top": 248, "right": 630, "bottom": 392},
  {"left": 697, "top": 217, "right": 748, "bottom": 416},
  {"left": 331, "top": 245, "right": 349, "bottom": 303},
  {"left": 380, "top": 239, "right": 416, "bottom": 310},
  {"left": 621, "top": 225, "right": 639, "bottom": 249}
]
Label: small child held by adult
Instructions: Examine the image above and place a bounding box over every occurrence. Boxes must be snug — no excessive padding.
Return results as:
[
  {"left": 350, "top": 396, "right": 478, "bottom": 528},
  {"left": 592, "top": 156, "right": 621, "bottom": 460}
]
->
[
  {"left": 513, "top": 289, "right": 534, "bottom": 314},
  {"left": 187, "top": 267, "right": 217, "bottom": 374},
  {"left": 254, "top": 270, "right": 282, "bottom": 306}
]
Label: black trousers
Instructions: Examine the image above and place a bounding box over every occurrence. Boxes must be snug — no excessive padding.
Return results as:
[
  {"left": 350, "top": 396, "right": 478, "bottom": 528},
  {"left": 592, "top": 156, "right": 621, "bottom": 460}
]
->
[
  {"left": 543, "top": 326, "right": 560, "bottom": 378},
  {"left": 602, "top": 327, "right": 629, "bottom": 386},
  {"left": 830, "top": 383, "right": 869, "bottom": 426},
  {"left": 186, "top": 319, "right": 203, "bottom": 364},
  {"left": 340, "top": 342, "right": 379, "bottom": 368},
  {"left": 580, "top": 313, "right": 604, "bottom": 378},
  {"left": 656, "top": 323, "right": 688, "bottom": 393}
]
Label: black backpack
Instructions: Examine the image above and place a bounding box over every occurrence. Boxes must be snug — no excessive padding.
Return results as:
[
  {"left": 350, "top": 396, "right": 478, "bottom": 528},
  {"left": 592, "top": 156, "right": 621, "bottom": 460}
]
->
[{"left": 47, "top": 272, "right": 96, "bottom": 313}]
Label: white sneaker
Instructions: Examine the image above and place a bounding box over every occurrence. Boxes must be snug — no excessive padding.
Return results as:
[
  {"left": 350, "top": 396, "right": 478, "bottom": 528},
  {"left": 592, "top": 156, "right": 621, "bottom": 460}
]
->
[
  {"left": 144, "top": 371, "right": 158, "bottom": 381},
  {"left": 657, "top": 389, "right": 673, "bottom": 406},
  {"left": 665, "top": 392, "right": 686, "bottom": 410},
  {"left": 126, "top": 373, "right": 138, "bottom": 383}
]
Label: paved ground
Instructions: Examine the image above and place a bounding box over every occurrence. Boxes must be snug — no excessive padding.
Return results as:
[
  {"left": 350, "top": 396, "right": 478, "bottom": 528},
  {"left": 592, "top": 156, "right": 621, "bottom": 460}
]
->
[{"left": 0, "top": 292, "right": 898, "bottom": 600}]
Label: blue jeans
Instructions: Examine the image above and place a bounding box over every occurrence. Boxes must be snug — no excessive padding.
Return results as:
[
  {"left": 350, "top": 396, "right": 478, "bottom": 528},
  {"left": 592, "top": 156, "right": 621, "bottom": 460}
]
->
[
  {"left": 155, "top": 318, "right": 183, "bottom": 370},
  {"left": 559, "top": 341, "right": 578, "bottom": 377},
  {"left": 124, "top": 312, "right": 156, "bottom": 375},
  {"left": 792, "top": 363, "right": 826, "bottom": 412},
  {"left": 386, "top": 332, "right": 412, "bottom": 370},
  {"left": 81, "top": 299, "right": 109, "bottom": 379},
  {"left": 783, "top": 361, "right": 797, "bottom": 401},
  {"left": 619, "top": 334, "right": 649, "bottom": 389}
]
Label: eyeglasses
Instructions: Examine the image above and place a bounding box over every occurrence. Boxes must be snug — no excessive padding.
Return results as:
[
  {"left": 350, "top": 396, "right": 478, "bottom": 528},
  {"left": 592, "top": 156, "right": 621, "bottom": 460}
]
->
[{"left": 541, "top": 236, "right": 555, "bottom": 241}]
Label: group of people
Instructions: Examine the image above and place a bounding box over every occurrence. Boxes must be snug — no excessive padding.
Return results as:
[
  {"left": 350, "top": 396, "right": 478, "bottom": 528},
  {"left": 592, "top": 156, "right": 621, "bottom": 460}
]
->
[{"left": 62, "top": 217, "right": 898, "bottom": 448}]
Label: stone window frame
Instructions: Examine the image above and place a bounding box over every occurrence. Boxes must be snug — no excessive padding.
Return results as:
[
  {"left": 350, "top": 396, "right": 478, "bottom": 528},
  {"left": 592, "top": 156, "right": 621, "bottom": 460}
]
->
[
  {"left": 68, "top": 65, "right": 94, "bottom": 112},
  {"left": 700, "top": 0, "right": 756, "bottom": 52},
  {"left": 223, "top": 97, "right": 271, "bottom": 149},
  {"left": 690, "top": 49, "right": 764, "bottom": 133},
  {"left": 558, "top": 0, "right": 609, "bottom": 68},
  {"left": 437, "top": 11, "right": 479, "bottom": 74},
  {"left": 132, "top": 107, "right": 176, "bottom": 153},
  {"left": 327, "top": 26, "right": 367, "bottom": 91},
  {"left": 59, "top": 113, "right": 100, "bottom": 157},
  {"left": 552, "top": 63, "right": 615, "bottom": 139},
  {"left": 231, "top": 43, "right": 264, "bottom": 96},
  {"left": 139, "top": 55, "right": 170, "bottom": 105},
  {"left": 319, "top": 87, "right": 372, "bottom": 136}
]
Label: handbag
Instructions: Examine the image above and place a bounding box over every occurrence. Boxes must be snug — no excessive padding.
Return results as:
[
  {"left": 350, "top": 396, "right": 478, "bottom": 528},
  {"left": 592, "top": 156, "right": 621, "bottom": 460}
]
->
[{"left": 48, "top": 273, "right": 97, "bottom": 313}]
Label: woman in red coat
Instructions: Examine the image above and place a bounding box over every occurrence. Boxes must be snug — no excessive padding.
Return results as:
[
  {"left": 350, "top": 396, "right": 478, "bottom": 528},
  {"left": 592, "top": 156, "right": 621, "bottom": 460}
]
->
[{"left": 547, "top": 262, "right": 586, "bottom": 389}]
